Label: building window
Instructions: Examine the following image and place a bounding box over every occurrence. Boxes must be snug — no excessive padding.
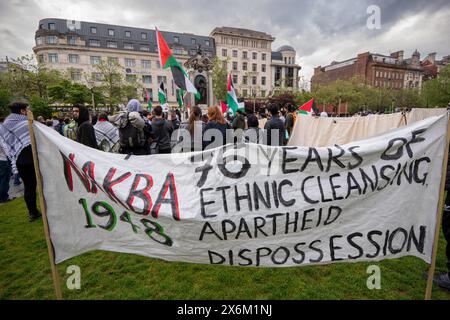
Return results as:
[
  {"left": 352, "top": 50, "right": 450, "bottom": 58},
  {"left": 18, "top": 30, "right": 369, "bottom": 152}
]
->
[
  {"left": 189, "top": 49, "right": 197, "bottom": 56},
  {"left": 68, "top": 54, "right": 79, "bottom": 64},
  {"left": 108, "top": 29, "right": 115, "bottom": 36},
  {"left": 205, "top": 40, "right": 210, "bottom": 47},
  {"left": 46, "top": 36, "right": 57, "bottom": 44},
  {"left": 90, "top": 27, "right": 97, "bottom": 34},
  {"left": 125, "top": 74, "right": 136, "bottom": 83},
  {"left": 38, "top": 54, "right": 45, "bottom": 63},
  {"left": 262, "top": 53, "right": 266, "bottom": 61},
  {"left": 222, "top": 60, "right": 227, "bottom": 70},
  {"left": 222, "top": 49, "right": 227, "bottom": 57},
  {"left": 174, "top": 36, "right": 180, "bottom": 44},
  {"left": 89, "top": 39, "right": 100, "bottom": 47},
  {"left": 252, "top": 76, "right": 257, "bottom": 85},
  {"left": 107, "top": 41, "right": 117, "bottom": 48},
  {"left": 142, "top": 75, "right": 152, "bottom": 84},
  {"left": 141, "top": 60, "right": 151, "bottom": 69},
  {"left": 243, "top": 90, "right": 248, "bottom": 97},
  {"left": 90, "top": 56, "right": 101, "bottom": 65},
  {"left": 48, "top": 23, "right": 55, "bottom": 30},
  {"left": 252, "top": 52, "right": 257, "bottom": 60},
  {"left": 232, "top": 50, "right": 238, "bottom": 58},
  {"left": 145, "top": 89, "right": 153, "bottom": 101},
  {"left": 243, "top": 51, "right": 248, "bottom": 59},
  {"left": 232, "top": 62, "right": 238, "bottom": 71},
  {"left": 108, "top": 57, "right": 118, "bottom": 65},
  {"left": 125, "top": 58, "right": 135, "bottom": 67},
  {"left": 156, "top": 61, "right": 161, "bottom": 69},
  {"left": 36, "top": 37, "right": 43, "bottom": 45},
  {"left": 141, "top": 33, "right": 147, "bottom": 40},
  {"left": 233, "top": 75, "right": 238, "bottom": 84},
  {"left": 173, "top": 48, "right": 183, "bottom": 55},
  {"left": 261, "top": 90, "right": 266, "bottom": 97},
  {"left": 191, "top": 38, "right": 197, "bottom": 45},
  {"left": 125, "top": 31, "right": 131, "bottom": 38},
  {"left": 71, "top": 70, "right": 82, "bottom": 81},
  {"left": 243, "top": 76, "right": 248, "bottom": 85},
  {"left": 262, "top": 64, "right": 266, "bottom": 72},
  {"left": 243, "top": 62, "right": 248, "bottom": 71},
  {"left": 157, "top": 76, "right": 167, "bottom": 84},
  {"left": 48, "top": 53, "right": 58, "bottom": 63},
  {"left": 67, "top": 36, "right": 76, "bottom": 45},
  {"left": 261, "top": 77, "right": 266, "bottom": 86},
  {"left": 140, "top": 46, "right": 150, "bottom": 52},
  {"left": 124, "top": 43, "right": 133, "bottom": 50},
  {"left": 275, "top": 67, "right": 282, "bottom": 86},
  {"left": 252, "top": 63, "right": 257, "bottom": 72}
]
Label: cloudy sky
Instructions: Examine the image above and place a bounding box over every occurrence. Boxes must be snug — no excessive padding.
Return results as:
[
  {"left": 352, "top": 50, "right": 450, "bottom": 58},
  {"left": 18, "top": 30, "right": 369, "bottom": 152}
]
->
[{"left": 1, "top": 0, "right": 449, "bottom": 84}]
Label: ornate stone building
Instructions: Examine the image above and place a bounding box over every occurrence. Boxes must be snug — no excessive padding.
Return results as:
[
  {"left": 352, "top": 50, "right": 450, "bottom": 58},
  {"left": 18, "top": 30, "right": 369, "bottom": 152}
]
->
[
  {"left": 33, "top": 19, "right": 302, "bottom": 107},
  {"left": 33, "top": 18, "right": 215, "bottom": 106},
  {"left": 210, "top": 27, "right": 301, "bottom": 99}
]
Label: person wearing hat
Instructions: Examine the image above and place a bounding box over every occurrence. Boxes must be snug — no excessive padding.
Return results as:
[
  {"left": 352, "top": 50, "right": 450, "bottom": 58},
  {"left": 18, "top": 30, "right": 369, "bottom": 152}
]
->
[{"left": 0, "top": 102, "right": 41, "bottom": 222}]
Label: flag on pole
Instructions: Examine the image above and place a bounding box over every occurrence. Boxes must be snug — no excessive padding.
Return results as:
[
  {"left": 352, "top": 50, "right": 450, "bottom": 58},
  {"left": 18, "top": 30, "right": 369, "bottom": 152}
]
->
[
  {"left": 156, "top": 28, "right": 200, "bottom": 100},
  {"left": 227, "top": 74, "right": 245, "bottom": 115},
  {"left": 158, "top": 82, "right": 167, "bottom": 105},
  {"left": 220, "top": 101, "right": 228, "bottom": 114},
  {"left": 177, "top": 89, "right": 185, "bottom": 107},
  {"left": 145, "top": 88, "right": 152, "bottom": 110},
  {"left": 298, "top": 99, "right": 315, "bottom": 116}
]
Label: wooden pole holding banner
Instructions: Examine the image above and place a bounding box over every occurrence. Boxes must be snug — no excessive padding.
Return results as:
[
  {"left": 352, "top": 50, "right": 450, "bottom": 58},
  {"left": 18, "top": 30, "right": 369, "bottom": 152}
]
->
[
  {"left": 425, "top": 117, "right": 450, "bottom": 300},
  {"left": 27, "top": 110, "right": 63, "bottom": 300}
]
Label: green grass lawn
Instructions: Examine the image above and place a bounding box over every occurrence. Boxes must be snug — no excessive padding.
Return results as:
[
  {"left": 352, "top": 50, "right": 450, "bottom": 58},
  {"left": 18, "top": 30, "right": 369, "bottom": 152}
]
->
[{"left": 1, "top": 197, "right": 450, "bottom": 300}]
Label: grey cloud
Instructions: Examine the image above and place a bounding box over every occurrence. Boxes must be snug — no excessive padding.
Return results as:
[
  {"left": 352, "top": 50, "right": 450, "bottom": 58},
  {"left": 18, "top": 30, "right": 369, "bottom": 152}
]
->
[{"left": 0, "top": 0, "right": 449, "bottom": 83}]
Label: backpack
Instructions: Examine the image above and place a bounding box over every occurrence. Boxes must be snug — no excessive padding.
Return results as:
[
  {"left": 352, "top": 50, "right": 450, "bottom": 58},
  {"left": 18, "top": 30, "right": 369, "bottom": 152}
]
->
[
  {"left": 119, "top": 113, "right": 146, "bottom": 150},
  {"left": 64, "top": 121, "right": 77, "bottom": 141}
]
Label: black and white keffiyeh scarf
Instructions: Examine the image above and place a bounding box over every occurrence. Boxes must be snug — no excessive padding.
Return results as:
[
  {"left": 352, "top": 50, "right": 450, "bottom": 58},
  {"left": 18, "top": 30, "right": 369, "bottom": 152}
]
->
[{"left": 0, "top": 113, "right": 31, "bottom": 173}]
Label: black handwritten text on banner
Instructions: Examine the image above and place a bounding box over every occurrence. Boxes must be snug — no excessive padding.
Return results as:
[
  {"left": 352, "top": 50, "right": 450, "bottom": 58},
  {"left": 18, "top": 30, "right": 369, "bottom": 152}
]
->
[{"left": 33, "top": 115, "right": 447, "bottom": 267}]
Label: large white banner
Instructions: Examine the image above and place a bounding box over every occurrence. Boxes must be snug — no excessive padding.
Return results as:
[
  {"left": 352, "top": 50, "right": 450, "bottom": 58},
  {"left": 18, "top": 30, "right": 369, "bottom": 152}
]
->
[{"left": 34, "top": 115, "right": 448, "bottom": 267}]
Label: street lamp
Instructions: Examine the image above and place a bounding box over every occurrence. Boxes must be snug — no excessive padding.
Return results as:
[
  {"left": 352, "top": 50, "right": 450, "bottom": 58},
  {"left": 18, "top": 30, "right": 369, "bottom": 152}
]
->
[{"left": 87, "top": 81, "right": 96, "bottom": 113}]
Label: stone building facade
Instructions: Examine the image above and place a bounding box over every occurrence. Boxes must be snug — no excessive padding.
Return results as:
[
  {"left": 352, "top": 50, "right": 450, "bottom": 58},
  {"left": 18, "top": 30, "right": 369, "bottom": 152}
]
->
[{"left": 33, "top": 18, "right": 215, "bottom": 106}]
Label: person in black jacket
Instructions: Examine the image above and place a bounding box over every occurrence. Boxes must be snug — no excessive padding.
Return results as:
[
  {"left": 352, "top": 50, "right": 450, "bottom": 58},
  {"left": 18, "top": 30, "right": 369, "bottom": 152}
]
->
[
  {"left": 434, "top": 144, "right": 450, "bottom": 291},
  {"left": 73, "top": 104, "right": 98, "bottom": 149},
  {"left": 151, "top": 106, "right": 173, "bottom": 154},
  {"left": 264, "top": 103, "right": 286, "bottom": 146}
]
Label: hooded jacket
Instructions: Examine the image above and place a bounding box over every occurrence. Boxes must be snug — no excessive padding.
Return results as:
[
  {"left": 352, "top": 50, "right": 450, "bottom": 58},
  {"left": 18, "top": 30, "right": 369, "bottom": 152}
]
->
[{"left": 75, "top": 106, "right": 98, "bottom": 149}]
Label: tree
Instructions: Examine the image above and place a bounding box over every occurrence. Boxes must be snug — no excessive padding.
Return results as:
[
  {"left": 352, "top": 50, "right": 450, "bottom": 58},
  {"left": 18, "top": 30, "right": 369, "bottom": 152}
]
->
[
  {"left": 1, "top": 55, "right": 63, "bottom": 100},
  {"left": 93, "top": 60, "right": 125, "bottom": 112},
  {"left": 212, "top": 58, "right": 228, "bottom": 103},
  {"left": 30, "top": 96, "right": 52, "bottom": 119},
  {"left": 0, "top": 88, "right": 12, "bottom": 117},
  {"left": 422, "top": 65, "right": 450, "bottom": 107}
]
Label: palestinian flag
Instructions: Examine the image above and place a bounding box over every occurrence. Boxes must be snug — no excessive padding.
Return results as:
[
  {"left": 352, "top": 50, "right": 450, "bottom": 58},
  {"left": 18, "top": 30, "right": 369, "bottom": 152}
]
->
[
  {"left": 145, "top": 88, "right": 152, "bottom": 110},
  {"left": 156, "top": 28, "right": 200, "bottom": 100},
  {"left": 177, "top": 89, "right": 185, "bottom": 107},
  {"left": 220, "top": 101, "right": 228, "bottom": 113},
  {"left": 227, "top": 74, "right": 244, "bottom": 115},
  {"left": 298, "top": 99, "right": 315, "bottom": 115},
  {"left": 158, "top": 82, "right": 167, "bottom": 105}
]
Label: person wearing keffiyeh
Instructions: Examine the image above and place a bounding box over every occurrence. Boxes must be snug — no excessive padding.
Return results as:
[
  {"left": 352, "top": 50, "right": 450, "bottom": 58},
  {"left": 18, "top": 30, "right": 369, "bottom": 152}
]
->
[{"left": 0, "top": 102, "right": 41, "bottom": 222}]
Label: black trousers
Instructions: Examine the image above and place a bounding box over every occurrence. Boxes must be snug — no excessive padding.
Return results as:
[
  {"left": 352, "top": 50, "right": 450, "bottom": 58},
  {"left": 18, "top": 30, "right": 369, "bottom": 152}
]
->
[
  {"left": 444, "top": 193, "right": 450, "bottom": 273},
  {"left": 16, "top": 163, "right": 39, "bottom": 217}
]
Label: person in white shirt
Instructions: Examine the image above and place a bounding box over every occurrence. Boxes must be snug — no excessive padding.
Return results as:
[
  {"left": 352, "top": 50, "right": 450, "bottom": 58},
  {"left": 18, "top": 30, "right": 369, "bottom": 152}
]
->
[{"left": 320, "top": 111, "right": 329, "bottom": 117}]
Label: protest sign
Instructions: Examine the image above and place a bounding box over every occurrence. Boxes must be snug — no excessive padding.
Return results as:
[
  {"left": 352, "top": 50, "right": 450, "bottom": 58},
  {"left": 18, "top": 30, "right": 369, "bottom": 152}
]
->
[{"left": 32, "top": 115, "right": 447, "bottom": 269}]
